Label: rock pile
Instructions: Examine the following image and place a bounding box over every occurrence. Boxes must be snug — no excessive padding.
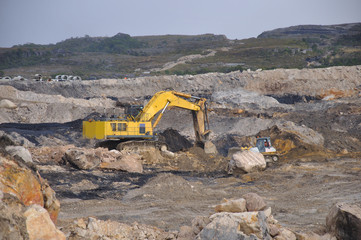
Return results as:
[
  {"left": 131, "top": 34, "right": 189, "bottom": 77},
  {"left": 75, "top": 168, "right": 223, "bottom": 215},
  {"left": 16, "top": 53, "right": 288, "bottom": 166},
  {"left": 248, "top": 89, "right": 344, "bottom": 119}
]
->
[{"left": 185, "top": 193, "right": 339, "bottom": 240}]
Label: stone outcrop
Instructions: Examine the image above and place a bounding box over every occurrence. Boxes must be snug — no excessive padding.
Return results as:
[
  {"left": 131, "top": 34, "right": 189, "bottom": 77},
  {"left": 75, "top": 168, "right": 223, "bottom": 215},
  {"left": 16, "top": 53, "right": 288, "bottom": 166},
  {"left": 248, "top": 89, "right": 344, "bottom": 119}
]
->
[{"left": 326, "top": 202, "right": 361, "bottom": 240}]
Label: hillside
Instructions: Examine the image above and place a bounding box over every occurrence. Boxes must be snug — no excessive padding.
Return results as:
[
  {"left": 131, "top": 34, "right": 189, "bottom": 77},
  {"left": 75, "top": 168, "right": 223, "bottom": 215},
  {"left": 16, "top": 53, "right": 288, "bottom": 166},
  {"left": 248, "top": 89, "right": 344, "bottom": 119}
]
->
[{"left": 0, "top": 23, "right": 360, "bottom": 79}]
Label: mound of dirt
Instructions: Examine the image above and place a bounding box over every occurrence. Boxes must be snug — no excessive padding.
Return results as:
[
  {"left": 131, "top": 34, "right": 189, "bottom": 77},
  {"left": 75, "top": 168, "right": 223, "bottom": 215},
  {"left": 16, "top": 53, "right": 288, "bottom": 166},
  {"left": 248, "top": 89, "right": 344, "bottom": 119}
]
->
[
  {"left": 158, "top": 128, "right": 192, "bottom": 152},
  {"left": 123, "top": 173, "right": 208, "bottom": 202}
]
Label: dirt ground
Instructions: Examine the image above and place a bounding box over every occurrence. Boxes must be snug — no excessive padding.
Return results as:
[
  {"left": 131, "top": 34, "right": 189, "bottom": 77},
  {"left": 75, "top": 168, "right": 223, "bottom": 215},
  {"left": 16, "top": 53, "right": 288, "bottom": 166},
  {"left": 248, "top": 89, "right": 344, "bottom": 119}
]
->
[{"left": 37, "top": 155, "right": 361, "bottom": 235}]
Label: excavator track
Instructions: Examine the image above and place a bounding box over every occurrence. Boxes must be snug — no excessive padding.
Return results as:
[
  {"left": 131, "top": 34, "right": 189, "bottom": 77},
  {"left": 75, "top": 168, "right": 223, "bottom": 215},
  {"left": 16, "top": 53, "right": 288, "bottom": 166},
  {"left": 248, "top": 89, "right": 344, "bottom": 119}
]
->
[{"left": 116, "top": 140, "right": 168, "bottom": 152}]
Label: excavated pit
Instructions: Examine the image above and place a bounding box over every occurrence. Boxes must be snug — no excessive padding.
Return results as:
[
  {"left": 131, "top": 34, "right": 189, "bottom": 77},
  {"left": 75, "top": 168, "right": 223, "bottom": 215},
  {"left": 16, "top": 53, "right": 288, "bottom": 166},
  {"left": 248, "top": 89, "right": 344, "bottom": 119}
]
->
[{"left": 268, "top": 94, "right": 318, "bottom": 104}]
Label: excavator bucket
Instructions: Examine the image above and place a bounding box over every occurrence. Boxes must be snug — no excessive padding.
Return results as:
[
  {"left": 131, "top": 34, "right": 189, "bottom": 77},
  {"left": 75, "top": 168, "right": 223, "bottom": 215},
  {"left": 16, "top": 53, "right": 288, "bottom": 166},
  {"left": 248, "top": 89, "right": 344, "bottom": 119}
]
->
[{"left": 192, "top": 99, "right": 210, "bottom": 144}]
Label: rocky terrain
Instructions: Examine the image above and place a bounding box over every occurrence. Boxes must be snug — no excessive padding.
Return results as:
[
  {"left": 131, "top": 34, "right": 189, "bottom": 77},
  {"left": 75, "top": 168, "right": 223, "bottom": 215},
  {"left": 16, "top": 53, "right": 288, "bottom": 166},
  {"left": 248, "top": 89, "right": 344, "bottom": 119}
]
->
[{"left": 0, "top": 65, "right": 361, "bottom": 239}]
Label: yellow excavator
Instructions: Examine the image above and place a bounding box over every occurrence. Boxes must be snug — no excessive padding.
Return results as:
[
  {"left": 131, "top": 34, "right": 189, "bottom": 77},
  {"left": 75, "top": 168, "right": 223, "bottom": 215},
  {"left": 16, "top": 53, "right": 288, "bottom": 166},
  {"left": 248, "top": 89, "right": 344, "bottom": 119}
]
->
[{"left": 83, "top": 91, "right": 211, "bottom": 150}]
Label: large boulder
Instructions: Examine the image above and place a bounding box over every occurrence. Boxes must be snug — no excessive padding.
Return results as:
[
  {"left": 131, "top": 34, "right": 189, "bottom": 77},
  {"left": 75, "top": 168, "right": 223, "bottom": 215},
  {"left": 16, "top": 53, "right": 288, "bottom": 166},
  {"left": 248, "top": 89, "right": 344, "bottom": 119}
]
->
[
  {"left": 24, "top": 204, "right": 66, "bottom": 240},
  {"left": 197, "top": 211, "right": 271, "bottom": 240},
  {"left": 230, "top": 150, "right": 266, "bottom": 173},
  {"left": 243, "top": 193, "right": 267, "bottom": 212},
  {"left": 63, "top": 148, "right": 102, "bottom": 170},
  {"left": 100, "top": 152, "right": 143, "bottom": 173},
  {"left": 204, "top": 141, "right": 218, "bottom": 155},
  {"left": 5, "top": 145, "right": 33, "bottom": 163},
  {"left": 215, "top": 198, "right": 247, "bottom": 213},
  {"left": 0, "top": 99, "right": 17, "bottom": 109},
  {"left": 326, "top": 202, "right": 361, "bottom": 240}
]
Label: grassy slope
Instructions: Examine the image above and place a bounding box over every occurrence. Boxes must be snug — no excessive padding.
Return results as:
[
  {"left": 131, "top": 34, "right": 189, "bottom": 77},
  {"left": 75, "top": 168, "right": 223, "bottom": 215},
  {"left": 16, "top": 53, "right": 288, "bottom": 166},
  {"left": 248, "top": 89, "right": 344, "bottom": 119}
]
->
[{"left": 1, "top": 24, "right": 360, "bottom": 79}]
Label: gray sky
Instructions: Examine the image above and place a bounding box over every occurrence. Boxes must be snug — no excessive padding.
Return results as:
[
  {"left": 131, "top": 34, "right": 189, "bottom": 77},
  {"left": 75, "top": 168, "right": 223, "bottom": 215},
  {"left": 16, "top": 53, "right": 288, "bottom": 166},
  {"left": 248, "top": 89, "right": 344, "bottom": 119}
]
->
[{"left": 0, "top": 0, "right": 360, "bottom": 47}]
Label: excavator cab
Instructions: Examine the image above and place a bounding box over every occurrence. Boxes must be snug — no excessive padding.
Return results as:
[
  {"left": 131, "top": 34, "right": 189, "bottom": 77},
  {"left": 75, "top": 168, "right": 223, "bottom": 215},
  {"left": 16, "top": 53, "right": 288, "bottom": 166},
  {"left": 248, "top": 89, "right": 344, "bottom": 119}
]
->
[
  {"left": 255, "top": 137, "right": 272, "bottom": 153},
  {"left": 125, "top": 105, "right": 144, "bottom": 120}
]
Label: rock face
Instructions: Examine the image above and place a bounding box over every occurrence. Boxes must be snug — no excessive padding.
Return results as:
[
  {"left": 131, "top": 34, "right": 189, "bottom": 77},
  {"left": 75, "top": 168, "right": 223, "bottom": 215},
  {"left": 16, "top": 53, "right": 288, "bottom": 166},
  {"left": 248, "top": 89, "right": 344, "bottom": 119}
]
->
[
  {"left": 0, "top": 154, "right": 63, "bottom": 239},
  {"left": 231, "top": 150, "right": 266, "bottom": 173},
  {"left": 326, "top": 202, "right": 361, "bottom": 240},
  {"left": 0, "top": 157, "right": 44, "bottom": 206},
  {"left": 0, "top": 156, "right": 60, "bottom": 224},
  {"left": 24, "top": 204, "right": 66, "bottom": 240}
]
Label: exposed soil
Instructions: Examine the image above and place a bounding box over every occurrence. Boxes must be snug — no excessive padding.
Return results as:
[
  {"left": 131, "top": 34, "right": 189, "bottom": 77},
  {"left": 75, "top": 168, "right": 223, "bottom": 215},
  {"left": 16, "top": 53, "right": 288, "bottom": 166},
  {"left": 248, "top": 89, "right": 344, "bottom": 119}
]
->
[{"left": 37, "top": 156, "right": 361, "bottom": 234}]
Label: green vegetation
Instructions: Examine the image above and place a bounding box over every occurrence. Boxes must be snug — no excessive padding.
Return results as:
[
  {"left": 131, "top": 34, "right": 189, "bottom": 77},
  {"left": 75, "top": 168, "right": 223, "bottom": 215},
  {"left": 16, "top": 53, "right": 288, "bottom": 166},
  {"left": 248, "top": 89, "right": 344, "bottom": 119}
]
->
[{"left": 1, "top": 23, "right": 360, "bottom": 79}]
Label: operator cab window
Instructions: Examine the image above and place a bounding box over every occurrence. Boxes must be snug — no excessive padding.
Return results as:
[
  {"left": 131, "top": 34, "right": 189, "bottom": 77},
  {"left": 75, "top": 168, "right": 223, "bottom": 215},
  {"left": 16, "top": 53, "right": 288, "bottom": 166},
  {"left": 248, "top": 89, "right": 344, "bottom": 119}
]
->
[
  {"left": 139, "top": 124, "right": 145, "bottom": 134},
  {"left": 110, "top": 123, "right": 116, "bottom": 131},
  {"left": 118, "top": 123, "right": 127, "bottom": 131}
]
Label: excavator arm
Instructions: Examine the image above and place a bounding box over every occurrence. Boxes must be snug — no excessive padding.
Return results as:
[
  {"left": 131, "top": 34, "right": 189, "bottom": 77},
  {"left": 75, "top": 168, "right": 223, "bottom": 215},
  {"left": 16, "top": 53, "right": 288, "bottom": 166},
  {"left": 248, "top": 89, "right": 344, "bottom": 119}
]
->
[{"left": 136, "top": 91, "right": 210, "bottom": 143}]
